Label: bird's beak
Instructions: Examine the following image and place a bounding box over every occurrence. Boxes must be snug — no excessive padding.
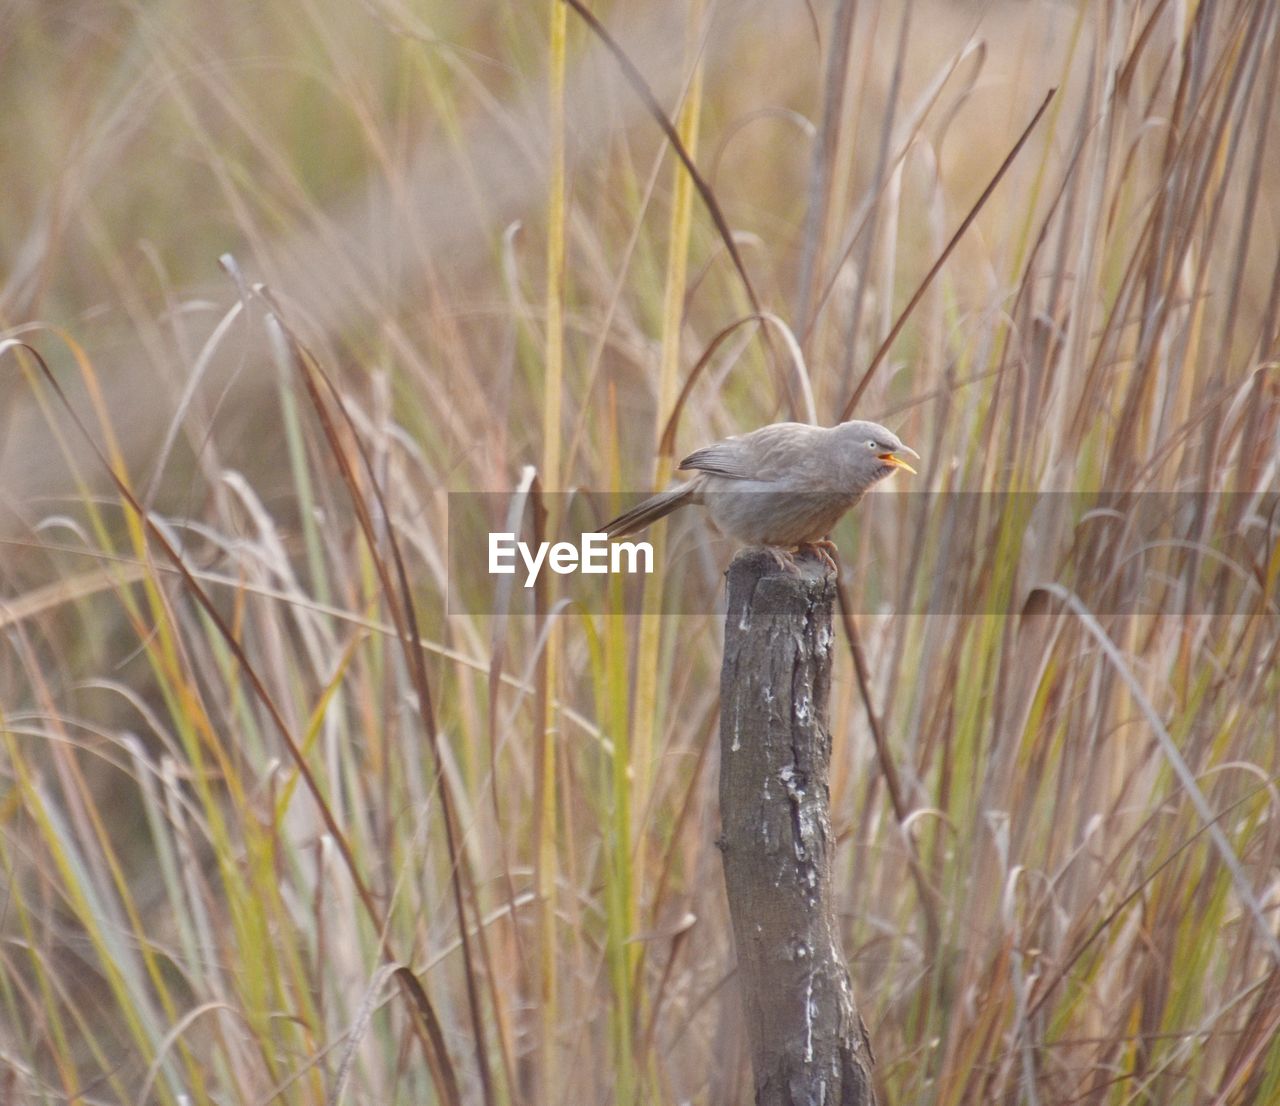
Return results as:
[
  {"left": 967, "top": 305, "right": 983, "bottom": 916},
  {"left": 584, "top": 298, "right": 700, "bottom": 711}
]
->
[{"left": 878, "top": 445, "right": 919, "bottom": 475}]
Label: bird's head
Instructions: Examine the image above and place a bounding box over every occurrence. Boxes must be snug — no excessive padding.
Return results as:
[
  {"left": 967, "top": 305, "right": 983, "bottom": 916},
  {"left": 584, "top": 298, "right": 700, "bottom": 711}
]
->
[{"left": 837, "top": 420, "right": 920, "bottom": 486}]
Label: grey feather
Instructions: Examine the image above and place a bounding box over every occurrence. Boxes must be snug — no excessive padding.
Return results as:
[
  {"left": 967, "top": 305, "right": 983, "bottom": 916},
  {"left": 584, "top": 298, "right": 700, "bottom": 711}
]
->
[
  {"left": 603, "top": 482, "right": 699, "bottom": 538},
  {"left": 678, "top": 443, "right": 754, "bottom": 479}
]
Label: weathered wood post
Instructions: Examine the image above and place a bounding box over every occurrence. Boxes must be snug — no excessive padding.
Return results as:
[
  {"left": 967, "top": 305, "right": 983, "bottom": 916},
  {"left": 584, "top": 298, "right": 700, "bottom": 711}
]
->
[{"left": 718, "top": 550, "right": 877, "bottom": 1105}]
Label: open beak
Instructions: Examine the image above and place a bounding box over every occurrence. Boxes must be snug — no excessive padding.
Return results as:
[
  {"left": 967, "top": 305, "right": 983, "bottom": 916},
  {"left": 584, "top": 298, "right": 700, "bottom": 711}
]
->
[{"left": 878, "top": 445, "right": 919, "bottom": 475}]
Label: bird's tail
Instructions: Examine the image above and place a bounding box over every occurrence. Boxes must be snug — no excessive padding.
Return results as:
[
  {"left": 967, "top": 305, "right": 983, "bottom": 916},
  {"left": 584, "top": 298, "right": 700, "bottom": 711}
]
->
[{"left": 604, "top": 482, "right": 697, "bottom": 538}]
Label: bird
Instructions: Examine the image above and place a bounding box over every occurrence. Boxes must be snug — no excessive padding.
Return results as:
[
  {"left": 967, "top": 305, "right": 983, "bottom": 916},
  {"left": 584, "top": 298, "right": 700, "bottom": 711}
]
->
[{"left": 603, "top": 419, "right": 918, "bottom": 570}]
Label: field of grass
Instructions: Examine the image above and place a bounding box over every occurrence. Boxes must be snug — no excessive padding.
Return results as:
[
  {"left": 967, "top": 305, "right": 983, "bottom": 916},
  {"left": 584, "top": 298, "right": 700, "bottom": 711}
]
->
[{"left": 2, "top": 0, "right": 1279, "bottom": 1103}]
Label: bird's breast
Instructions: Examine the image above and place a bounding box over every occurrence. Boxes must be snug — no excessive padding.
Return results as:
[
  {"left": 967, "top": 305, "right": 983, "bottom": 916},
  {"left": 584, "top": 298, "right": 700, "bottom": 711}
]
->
[{"left": 702, "top": 481, "right": 860, "bottom": 547}]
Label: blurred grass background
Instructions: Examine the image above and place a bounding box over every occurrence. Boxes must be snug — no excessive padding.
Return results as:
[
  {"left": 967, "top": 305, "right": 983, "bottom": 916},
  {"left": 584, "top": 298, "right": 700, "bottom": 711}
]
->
[{"left": 2, "top": 0, "right": 1279, "bottom": 1103}]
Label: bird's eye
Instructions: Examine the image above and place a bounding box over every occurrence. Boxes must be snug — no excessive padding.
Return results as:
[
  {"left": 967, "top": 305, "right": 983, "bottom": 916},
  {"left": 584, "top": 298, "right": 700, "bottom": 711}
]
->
[{"left": 867, "top": 440, "right": 878, "bottom": 450}]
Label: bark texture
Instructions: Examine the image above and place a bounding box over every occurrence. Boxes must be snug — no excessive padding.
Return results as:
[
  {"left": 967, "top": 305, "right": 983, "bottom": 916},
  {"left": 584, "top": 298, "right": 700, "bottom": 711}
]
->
[{"left": 719, "top": 550, "right": 876, "bottom": 1106}]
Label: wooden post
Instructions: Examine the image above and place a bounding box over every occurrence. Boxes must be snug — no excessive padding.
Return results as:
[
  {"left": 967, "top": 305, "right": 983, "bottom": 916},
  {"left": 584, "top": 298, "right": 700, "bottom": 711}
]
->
[{"left": 718, "top": 550, "right": 877, "bottom": 1106}]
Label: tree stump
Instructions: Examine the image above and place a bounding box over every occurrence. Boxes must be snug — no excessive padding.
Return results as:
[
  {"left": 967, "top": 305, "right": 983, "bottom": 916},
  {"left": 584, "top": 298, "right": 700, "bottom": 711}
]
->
[{"left": 718, "top": 550, "right": 876, "bottom": 1106}]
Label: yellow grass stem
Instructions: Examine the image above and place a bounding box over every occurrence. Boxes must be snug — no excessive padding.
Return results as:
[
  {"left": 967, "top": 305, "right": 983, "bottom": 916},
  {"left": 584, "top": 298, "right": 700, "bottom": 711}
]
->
[
  {"left": 619, "top": 21, "right": 705, "bottom": 1098},
  {"left": 600, "top": 403, "right": 637, "bottom": 1100},
  {"left": 3, "top": 724, "right": 183, "bottom": 1106},
  {"left": 537, "top": 0, "right": 569, "bottom": 1099},
  {"left": 0, "top": 803, "right": 89, "bottom": 1101},
  {"left": 633, "top": 0, "right": 705, "bottom": 859}
]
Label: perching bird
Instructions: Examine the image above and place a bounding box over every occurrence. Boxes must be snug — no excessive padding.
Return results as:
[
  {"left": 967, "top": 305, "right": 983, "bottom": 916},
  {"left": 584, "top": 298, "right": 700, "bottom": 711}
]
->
[{"left": 603, "top": 419, "right": 918, "bottom": 567}]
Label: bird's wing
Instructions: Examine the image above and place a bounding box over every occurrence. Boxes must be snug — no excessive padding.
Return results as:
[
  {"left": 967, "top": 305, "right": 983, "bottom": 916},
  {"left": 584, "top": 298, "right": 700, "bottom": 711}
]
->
[
  {"left": 677, "top": 441, "right": 756, "bottom": 480},
  {"left": 679, "top": 423, "right": 823, "bottom": 482}
]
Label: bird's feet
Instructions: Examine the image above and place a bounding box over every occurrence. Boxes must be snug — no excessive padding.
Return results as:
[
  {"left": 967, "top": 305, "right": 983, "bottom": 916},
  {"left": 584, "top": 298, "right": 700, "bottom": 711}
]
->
[
  {"left": 795, "top": 539, "right": 839, "bottom": 575},
  {"left": 766, "top": 547, "right": 803, "bottom": 575}
]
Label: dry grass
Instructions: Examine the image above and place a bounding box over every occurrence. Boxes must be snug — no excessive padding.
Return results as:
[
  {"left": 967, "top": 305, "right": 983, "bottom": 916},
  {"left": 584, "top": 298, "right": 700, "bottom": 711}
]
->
[{"left": 2, "top": 0, "right": 1279, "bottom": 1103}]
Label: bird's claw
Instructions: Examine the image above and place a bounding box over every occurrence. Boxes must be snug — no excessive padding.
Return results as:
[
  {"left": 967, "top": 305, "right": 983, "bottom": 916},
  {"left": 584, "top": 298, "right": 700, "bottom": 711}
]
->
[
  {"left": 767, "top": 548, "right": 803, "bottom": 576},
  {"left": 796, "top": 540, "right": 839, "bottom": 575}
]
